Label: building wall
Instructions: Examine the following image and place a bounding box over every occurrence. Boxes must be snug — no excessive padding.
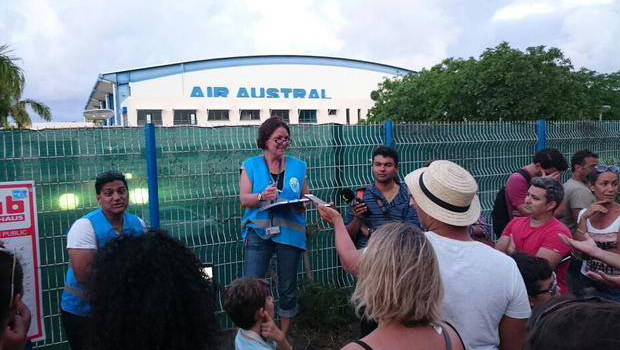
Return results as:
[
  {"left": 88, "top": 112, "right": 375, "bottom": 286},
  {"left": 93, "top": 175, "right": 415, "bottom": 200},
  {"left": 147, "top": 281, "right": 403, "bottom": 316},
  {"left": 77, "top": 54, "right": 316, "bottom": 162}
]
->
[{"left": 121, "top": 64, "right": 398, "bottom": 126}]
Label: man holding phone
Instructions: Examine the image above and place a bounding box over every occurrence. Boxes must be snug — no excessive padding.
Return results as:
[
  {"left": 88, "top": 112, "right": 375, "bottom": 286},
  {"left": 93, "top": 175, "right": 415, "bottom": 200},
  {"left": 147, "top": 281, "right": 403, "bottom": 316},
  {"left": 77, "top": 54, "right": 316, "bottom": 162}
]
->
[{"left": 344, "top": 146, "right": 420, "bottom": 249}]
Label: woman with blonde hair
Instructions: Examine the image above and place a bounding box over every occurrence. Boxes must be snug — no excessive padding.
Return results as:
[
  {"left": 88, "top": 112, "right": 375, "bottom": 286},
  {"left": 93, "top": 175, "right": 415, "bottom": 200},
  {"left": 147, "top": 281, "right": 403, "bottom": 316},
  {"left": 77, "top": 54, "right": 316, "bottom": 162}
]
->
[{"left": 318, "top": 205, "right": 464, "bottom": 350}]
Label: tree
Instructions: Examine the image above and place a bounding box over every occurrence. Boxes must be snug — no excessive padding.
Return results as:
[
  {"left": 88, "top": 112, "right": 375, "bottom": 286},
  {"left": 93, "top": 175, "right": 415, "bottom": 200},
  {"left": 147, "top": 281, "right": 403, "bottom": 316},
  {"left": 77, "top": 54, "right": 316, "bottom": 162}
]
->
[
  {"left": 0, "top": 44, "right": 51, "bottom": 128},
  {"left": 367, "top": 42, "right": 620, "bottom": 122}
]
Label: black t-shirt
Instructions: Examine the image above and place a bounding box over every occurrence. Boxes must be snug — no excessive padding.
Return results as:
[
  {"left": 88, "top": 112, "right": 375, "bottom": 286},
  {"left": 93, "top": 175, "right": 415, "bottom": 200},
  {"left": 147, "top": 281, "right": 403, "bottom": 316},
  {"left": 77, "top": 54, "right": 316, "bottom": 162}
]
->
[{"left": 271, "top": 171, "right": 285, "bottom": 191}]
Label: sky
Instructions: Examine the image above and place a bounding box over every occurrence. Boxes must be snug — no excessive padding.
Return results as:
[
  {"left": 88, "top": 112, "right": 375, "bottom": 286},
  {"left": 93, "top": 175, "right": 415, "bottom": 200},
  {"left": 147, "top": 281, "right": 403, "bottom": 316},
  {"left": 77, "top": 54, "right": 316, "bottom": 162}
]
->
[{"left": 1, "top": 0, "right": 619, "bottom": 123}]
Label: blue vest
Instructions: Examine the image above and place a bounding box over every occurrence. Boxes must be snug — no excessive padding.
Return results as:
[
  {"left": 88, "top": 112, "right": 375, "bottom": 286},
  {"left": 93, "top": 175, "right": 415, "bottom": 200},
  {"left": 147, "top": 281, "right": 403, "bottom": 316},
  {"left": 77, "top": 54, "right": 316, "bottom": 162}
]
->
[
  {"left": 61, "top": 209, "right": 144, "bottom": 316},
  {"left": 241, "top": 155, "right": 307, "bottom": 250}
]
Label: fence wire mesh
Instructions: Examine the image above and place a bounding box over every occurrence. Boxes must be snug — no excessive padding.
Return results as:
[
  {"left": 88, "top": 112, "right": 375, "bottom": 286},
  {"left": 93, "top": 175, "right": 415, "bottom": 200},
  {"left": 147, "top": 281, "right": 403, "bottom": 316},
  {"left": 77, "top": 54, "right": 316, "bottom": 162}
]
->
[{"left": 0, "top": 121, "right": 619, "bottom": 349}]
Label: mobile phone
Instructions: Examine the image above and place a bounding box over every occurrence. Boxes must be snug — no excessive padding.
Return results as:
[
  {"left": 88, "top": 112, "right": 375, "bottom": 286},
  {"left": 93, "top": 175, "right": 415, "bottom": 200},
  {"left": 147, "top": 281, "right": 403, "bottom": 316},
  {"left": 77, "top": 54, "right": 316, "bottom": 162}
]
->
[{"left": 202, "top": 263, "right": 213, "bottom": 279}]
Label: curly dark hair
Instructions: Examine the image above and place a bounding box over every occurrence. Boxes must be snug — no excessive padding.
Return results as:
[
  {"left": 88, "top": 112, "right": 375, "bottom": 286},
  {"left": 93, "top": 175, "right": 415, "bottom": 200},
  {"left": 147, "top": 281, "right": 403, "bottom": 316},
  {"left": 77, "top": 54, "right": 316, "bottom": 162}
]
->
[
  {"left": 87, "top": 229, "right": 217, "bottom": 350},
  {"left": 533, "top": 148, "right": 568, "bottom": 172},
  {"left": 257, "top": 117, "right": 290, "bottom": 149}
]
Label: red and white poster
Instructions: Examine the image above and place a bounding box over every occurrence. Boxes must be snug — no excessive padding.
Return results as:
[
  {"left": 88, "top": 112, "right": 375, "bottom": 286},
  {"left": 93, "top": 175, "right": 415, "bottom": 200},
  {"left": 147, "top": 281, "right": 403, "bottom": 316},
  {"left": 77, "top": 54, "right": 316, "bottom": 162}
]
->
[{"left": 0, "top": 181, "right": 45, "bottom": 341}]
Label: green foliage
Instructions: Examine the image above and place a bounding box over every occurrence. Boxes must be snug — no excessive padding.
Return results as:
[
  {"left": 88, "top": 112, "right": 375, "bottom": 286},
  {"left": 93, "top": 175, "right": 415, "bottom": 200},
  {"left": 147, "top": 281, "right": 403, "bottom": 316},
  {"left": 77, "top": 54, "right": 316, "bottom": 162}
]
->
[
  {"left": 0, "top": 44, "right": 52, "bottom": 128},
  {"left": 368, "top": 42, "right": 620, "bottom": 122},
  {"left": 297, "top": 281, "right": 356, "bottom": 331}
]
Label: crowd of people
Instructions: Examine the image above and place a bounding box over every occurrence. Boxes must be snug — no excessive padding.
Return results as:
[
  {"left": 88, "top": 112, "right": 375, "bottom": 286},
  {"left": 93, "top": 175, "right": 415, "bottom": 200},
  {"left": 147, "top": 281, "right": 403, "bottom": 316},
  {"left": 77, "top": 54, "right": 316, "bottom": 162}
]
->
[{"left": 2, "top": 116, "right": 620, "bottom": 350}]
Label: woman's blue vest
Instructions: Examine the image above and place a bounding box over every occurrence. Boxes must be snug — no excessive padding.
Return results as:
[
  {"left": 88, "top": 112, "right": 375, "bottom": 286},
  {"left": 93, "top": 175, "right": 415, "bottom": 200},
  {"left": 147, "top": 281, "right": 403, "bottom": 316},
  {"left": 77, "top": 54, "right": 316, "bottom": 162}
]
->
[
  {"left": 241, "top": 155, "right": 307, "bottom": 250},
  {"left": 61, "top": 209, "right": 144, "bottom": 316}
]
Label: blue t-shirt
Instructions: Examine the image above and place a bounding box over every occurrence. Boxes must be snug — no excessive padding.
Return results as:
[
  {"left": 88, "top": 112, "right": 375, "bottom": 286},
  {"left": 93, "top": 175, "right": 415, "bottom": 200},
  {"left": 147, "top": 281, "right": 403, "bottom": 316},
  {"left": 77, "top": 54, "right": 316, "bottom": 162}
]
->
[{"left": 234, "top": 329, "right": 277, "bottom": 350}]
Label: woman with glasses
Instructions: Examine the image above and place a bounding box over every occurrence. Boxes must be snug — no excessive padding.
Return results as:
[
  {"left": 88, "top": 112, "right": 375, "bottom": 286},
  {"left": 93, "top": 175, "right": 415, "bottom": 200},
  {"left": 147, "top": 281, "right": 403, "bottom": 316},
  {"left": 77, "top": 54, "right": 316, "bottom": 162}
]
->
[
  {"left": 574, "top": 164, "right": 620, "bottom": 301},
  {"left": 0, "top": 247, "right": 31, "bottom": 350},
  {"left": 239, "top": 117, "right": 309, "bottom": 335}
]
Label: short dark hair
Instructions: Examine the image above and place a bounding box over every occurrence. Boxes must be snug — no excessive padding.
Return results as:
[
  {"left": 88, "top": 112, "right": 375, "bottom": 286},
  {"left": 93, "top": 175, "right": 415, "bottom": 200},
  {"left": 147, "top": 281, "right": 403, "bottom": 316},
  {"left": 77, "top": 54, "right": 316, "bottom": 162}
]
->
[
  {"left": 0, "top": 249, "right": 24, "bottom": 328},
  {"left": 533, "top": 148, "right": 568, "bottom": 171},
  {"left": 526, "top": 297, "right": 620, "bottom": 350},
  {"left": 570, "top": 150, "right": 598, "bottom": 171},
  {"left": 530, "top": 177, "right": 564, "bottom": 209},
  {"left": 223, "top": 277, "right": 271, "bottom": 329},
  {"left": 257, "top": 117, "right": 290, "bottom": 149},
  {"left": 372, "top": 146, "right": 399, "bottom": 166},
  {"left": 88, "top": 229, "right": 218, "bottom": 350},
  {"left": 511, "top": 252, "right": 553, "bottom": 297},
  {"left": 95, "top": 170, "right": 128, "bottom": 195}
]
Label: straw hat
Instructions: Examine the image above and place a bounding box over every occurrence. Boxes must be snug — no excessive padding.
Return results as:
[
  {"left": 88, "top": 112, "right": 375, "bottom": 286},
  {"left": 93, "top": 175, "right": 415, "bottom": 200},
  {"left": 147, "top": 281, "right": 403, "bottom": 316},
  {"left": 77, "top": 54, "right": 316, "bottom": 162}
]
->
[{"left": 404, "top": 160, "right": 480, "bottom": 226}]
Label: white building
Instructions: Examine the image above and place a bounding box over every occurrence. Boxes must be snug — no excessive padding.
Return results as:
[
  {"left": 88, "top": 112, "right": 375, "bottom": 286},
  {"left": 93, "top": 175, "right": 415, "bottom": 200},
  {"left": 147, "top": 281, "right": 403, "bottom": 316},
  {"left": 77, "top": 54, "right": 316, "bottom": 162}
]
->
[{"left": 85, "top": 55, "right": 412, "bottom": 127}]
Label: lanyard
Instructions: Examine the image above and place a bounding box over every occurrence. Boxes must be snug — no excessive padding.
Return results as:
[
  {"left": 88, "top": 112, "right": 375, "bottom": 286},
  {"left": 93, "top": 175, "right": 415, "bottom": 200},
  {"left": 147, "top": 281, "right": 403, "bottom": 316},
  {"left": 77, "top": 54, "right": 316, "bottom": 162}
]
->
[
  {"left": 262, "top": 155, "right": 284, "bottom": 190},
  {"left": 262, "top": 155, "right": 284, "bottom": 229}
]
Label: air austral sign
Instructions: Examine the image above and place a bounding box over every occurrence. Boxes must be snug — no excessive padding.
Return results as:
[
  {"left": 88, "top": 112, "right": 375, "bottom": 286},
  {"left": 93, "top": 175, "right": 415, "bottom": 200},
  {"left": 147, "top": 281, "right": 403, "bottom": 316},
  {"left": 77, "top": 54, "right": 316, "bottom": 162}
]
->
[{"left": 190, "top": 86, "right": 331, "bottom": 99}]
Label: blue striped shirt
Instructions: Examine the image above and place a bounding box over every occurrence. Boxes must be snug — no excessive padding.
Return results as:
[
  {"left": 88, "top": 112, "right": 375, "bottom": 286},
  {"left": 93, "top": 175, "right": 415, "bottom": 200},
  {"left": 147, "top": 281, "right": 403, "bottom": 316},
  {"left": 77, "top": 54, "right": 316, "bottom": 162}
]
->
[{"left": 344, "top": 183, "right": 420, "bottom": 248}]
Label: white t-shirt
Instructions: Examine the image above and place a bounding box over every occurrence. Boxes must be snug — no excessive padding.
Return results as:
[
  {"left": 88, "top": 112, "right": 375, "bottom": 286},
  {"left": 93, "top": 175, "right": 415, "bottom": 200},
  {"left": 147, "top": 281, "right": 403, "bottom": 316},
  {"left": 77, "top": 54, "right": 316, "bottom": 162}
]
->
[
  {"left": 425, "top": 231, "right": 531, "bottom": 350},
  {"left": 67, "top": 217, "right": 147, "bottom": 249}
]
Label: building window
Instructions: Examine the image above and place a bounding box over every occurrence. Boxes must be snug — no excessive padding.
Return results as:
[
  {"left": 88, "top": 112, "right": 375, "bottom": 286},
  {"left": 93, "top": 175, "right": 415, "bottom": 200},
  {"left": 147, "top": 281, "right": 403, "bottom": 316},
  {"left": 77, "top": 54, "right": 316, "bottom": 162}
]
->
[
  {"left": 298, "top": 109, "right": 317, "bottom": 124},
  {"left": 208, "top": 110, "right": 229, "bottom": 121},
  {"left": 137, "top": 109, "right": 163, "bottom": 126},
  {"left": 173, "top": 109, "right": 196, "bottom": 125},
  {"left": 240, "top": 109, "right": 261, "bottom": 121},
  {"left": 270, "top": 109, "right": 289, "bottom": 123},
  {"left": 328, "top": 109, "right": 338, "bottom": 116}
]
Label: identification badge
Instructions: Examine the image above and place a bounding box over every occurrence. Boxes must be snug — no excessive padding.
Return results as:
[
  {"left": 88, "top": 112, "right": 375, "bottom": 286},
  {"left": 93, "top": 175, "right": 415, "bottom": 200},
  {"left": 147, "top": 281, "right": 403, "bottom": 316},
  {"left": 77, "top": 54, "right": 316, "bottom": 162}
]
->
[{"left": 265, "top": 226, "right": 280, "bottom": 236}]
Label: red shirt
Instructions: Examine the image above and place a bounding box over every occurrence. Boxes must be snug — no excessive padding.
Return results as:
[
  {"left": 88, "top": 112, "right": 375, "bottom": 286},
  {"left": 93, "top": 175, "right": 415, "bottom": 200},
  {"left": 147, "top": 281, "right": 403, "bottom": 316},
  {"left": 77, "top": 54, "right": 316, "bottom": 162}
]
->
[
  {"left": 503, "top": 216, "right": 572, "bottom": 294},
  {"left": 505, "top": 171, "right": 530, "bottom": 220}
]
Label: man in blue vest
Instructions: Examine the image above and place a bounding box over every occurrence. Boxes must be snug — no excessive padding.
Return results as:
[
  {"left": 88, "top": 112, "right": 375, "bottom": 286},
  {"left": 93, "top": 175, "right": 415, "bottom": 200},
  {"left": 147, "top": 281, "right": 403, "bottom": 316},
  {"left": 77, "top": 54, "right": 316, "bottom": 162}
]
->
[{"left": 60, "top": 171, "right": 146, "bottom": 350}]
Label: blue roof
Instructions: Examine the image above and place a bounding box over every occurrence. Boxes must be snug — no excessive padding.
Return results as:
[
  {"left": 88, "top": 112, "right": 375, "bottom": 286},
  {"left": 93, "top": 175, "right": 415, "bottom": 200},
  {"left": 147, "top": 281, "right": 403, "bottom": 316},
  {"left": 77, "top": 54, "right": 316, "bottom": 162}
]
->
[{"left": 100, "top": 55, "right": 413, "bottom": 83}]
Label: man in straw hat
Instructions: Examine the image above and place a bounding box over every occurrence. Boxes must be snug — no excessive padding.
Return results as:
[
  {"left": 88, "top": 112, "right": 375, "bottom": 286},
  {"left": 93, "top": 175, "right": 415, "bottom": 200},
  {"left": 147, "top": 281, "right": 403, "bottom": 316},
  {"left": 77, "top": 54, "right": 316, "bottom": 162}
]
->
[{"left": 404, "top": 160, "right": 530, "bottom": 350}]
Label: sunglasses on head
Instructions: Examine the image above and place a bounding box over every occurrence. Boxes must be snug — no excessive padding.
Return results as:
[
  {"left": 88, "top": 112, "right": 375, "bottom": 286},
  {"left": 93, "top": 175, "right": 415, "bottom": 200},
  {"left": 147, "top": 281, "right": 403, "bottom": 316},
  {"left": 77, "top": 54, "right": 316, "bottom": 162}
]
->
[
  {"left": 595, "top": 164, "right": 620, "bottom": 174},
  {"left": 0, "top": 247, "right": 16, "bottom": 310}
]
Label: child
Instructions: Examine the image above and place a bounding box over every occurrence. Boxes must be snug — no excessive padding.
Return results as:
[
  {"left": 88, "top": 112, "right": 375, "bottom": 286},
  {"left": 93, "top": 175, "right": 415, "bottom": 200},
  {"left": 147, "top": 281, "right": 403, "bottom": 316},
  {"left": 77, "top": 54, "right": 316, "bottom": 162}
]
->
[{"left": 223, "top": 277, "right": 292, "bottom": 350}]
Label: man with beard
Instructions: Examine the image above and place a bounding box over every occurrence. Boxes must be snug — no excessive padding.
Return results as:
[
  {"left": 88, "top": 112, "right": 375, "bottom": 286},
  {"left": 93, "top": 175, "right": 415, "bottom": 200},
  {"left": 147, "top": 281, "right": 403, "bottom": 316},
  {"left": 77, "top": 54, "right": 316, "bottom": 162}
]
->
[
  {"left": 60, "top": 171, "right": 146, "bottom": 350},
  {"left": 344, "top": 146, "right": 420, "bottom": 249}
]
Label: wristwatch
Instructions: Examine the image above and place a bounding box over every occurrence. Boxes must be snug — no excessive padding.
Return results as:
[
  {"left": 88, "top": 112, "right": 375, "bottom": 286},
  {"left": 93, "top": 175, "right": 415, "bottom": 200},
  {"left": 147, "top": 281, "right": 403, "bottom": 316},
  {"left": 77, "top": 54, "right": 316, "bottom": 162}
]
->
[{"left": 257, "top": 192, "right": 263, "bottom": 201}]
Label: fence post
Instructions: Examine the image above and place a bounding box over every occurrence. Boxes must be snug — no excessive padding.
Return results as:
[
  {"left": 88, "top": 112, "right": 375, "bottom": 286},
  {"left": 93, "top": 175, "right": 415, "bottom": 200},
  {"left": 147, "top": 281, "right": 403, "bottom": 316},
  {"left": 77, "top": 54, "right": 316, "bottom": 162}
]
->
[
  {"left": 145, "top": 122, "right": 160, "bottom": 228},
  {"left": 383, "top": 120, "right": 394, "bottom": 147},
  {"left": 535, "top": 119, "right": 547, "bottom": 151}
]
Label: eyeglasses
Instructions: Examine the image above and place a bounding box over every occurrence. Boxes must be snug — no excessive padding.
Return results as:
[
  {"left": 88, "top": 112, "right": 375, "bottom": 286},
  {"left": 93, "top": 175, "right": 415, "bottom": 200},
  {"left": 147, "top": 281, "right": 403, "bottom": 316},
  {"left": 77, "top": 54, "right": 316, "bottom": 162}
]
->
[
  {"left": 0, "top": 247, "right": 16, "bottom": 310},
  {"left": 530, "top": 296, "right": 604, "bottom": 329},
  {"left": 270, "top": 137, "right": 291, "bottom": 145},
  {"left": 595, "top": 164, "right": 620, "bottom": 174},
  {"left": 532, "top": 272, "right": 557, "bottom": 296}
]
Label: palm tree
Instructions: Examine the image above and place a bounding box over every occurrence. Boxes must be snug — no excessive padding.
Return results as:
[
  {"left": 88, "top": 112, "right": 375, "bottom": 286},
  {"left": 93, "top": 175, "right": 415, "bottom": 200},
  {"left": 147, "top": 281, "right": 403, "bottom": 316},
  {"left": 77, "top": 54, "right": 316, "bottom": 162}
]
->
[{"left": 0, "top": 44, "right": 51, "bottom": 128}]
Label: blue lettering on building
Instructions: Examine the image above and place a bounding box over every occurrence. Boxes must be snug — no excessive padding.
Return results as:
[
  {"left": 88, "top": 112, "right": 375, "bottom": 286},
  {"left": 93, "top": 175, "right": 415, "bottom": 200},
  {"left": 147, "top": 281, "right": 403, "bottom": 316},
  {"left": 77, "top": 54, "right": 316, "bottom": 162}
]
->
[
  {"left": 266, "top": 88, "right": 279, "bottom": 98},
  {"left": 280, "top": 88, "right": 292, "bottom": 98},
  {"left": 214, "top": 87, "right": 229, "bottom": 97},
  {"left": 190, "top": 86, "right": 204, "bottom": 97},
  {"left": 237, "top": 87, "right": 249, "bottom": 98},
  {"left": 190, "top": 86, "right": 330, "bottom": 99}
]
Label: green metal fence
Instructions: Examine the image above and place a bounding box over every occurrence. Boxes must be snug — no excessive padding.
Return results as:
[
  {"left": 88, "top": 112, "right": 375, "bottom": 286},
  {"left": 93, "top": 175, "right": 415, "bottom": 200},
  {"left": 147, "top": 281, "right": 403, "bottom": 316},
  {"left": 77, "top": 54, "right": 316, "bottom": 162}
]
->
[{"left": 1, "top": 121, "right": 620, "bottom": 349}]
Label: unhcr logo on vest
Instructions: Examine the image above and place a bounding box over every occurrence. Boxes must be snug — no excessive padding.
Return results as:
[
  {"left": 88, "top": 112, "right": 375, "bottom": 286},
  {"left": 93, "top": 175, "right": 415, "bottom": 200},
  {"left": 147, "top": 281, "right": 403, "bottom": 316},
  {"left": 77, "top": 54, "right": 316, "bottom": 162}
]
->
[{"left": 190, "top": 86, "right": 331, "bottom": 99}]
